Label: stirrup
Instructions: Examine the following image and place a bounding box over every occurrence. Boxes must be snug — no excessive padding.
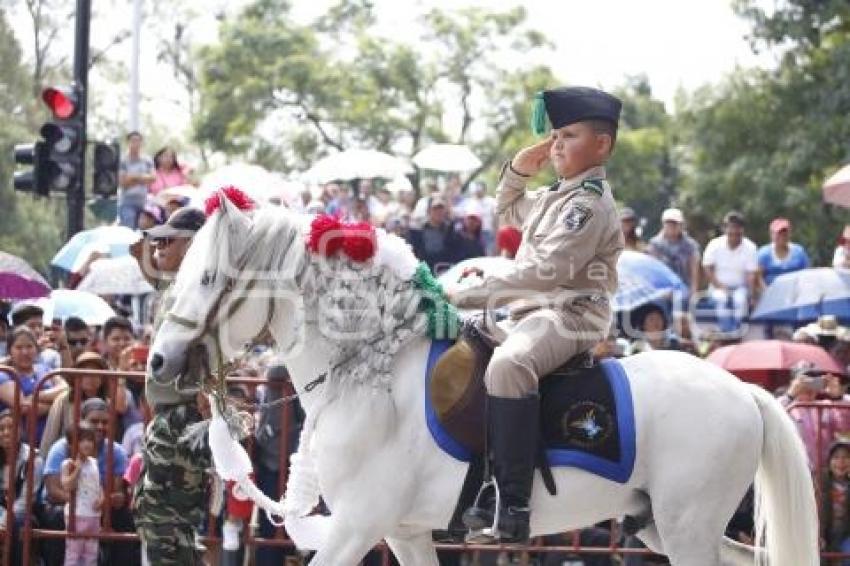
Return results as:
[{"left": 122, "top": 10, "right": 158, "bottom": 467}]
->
[{"left": 463, "top": 478, "right": 503, "bottom": 543}]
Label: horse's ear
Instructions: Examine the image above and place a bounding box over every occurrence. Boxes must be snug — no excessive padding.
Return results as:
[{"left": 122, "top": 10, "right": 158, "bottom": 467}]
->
[{"left": 218, "top": 191, "right": 252, "bottom": 233}]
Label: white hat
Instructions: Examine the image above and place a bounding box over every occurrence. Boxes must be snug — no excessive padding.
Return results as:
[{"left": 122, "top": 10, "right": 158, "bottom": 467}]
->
[{"left": 661, "top": 208, "right": 684, "bottom": 223}]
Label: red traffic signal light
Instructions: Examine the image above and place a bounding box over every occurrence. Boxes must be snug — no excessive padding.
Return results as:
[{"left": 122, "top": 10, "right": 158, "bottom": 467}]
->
[{"left": 42, "top": 87, "right": 79, "bottom": 120}]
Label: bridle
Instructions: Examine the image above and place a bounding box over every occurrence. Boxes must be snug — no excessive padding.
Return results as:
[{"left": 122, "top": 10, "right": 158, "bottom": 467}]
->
[{"left": 165, "top": 256, "right": 277, "bottom": 393}]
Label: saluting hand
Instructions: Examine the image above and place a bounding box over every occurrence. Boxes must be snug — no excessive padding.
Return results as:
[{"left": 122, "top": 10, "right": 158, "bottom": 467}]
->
[{"left": 511, "top": 137, "right": 554, "bottom": 177}]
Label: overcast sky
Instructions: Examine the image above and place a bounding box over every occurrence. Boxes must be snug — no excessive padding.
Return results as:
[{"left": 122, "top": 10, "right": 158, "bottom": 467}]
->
[{"left": 10, "top": 0, "right": 778, "bottom": 145}]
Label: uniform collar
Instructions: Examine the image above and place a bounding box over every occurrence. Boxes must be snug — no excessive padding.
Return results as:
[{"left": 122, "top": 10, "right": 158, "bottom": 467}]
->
[{"left": 551, "top": 165, "right": 607, "bottom": 192}]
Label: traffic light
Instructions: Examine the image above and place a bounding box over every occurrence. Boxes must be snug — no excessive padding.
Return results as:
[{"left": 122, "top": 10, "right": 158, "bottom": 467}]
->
[
  {"left": 39, "top": 85, "right": 84, "bottom": 193},
  {"left": 13, "top": 141, "right": 49, "bottom": 196},
  {"left": 92, "top": 140, "right": 120, "bottom": 197}
]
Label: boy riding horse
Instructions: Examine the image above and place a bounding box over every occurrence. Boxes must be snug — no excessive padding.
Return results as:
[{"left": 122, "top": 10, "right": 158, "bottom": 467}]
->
[{"left": 448, "top": 86, "right": 624, "bottom": 543}]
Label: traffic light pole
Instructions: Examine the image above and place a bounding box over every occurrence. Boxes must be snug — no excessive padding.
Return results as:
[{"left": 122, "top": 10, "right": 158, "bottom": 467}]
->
[{"left": 68, "top": 0, "right": 90, "bottom": 237}]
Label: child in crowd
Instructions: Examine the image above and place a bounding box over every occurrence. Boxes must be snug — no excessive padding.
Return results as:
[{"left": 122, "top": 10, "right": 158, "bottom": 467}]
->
[{"left": 60, "top": 423, "right": 103, "bottom": 566}]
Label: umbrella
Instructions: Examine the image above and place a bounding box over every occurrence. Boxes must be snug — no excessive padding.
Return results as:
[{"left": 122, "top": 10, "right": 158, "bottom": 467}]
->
[
  {"left": 35, "top": 289, "right": 115, "bottom": 325},
  {"left": 707, "top": 339, "right": 844, "bottom": 389},
  {"left": 613, "top": 251, "right": 688, "bottom": 313},
  {"left": 51, "top": 225, "right": 141, "bottom": 272},
  {"left": 76, "top": 256, "right": 154, "bottom": 296},
  {"left": 301, "top": 149, "right": 412, "bottom": 183},
  {"left": 823, "top": 164, "right": 850, "bottom": 207},
  {"left": 438, "top": 252, "right": 687, "bottom": 314},
  {"left": 199, "top": 163, "right": 289, "bottom": 205},
  {"left": 751, "top": 267, "right": 850, "bottom": 324},
  {"left": 413, "top": 144, "right": 482, "bottom": 172},
  {"left": 0, "top": 252, "right": 51, "bottom": 300},
  {"left": 155, "top": 184, "right": 200, "bottom": 207}
]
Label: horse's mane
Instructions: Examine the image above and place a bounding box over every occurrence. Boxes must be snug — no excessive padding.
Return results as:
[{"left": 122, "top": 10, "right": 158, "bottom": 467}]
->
[{"left": 177, "top": 205, "right": 309, "bottom": 297}]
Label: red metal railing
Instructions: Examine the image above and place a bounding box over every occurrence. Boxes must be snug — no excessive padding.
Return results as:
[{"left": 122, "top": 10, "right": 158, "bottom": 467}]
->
[{"left": 2, "top": 365, "right": 846, "bottom": 564}]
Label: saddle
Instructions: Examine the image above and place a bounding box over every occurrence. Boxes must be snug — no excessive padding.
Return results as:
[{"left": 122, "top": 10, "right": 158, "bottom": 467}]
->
[{"left": 430, "top": 317, "right": 594, "bottom": 455}]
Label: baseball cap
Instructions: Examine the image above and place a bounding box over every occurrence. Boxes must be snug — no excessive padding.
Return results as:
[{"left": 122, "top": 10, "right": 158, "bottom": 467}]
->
[
  {"left": 770, "top": 217, "right": 791, "bottom": 233},
  {"left": 661, "top": 208, "right": 684, "bottom": 223},
  {"left": 619, "top": 207, "right": 636, "bottom": 221},
  {"left": 143, "top": 207, "right": 206, "bottom": 239}
]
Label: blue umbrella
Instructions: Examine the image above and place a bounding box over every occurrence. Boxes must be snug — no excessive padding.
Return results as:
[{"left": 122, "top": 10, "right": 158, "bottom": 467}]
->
[
  {"left": 51, "top": 225, "right": 140, "bottom": 272},
  {"left": 613, "top": 251, "right": 688, "bottom": 313},
  {"left": 751, "top": 267, "right": 850, "bottom": 324}
]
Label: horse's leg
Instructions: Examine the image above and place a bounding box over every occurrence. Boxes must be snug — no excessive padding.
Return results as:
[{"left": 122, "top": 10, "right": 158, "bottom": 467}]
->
[
  {"left": 651, "top": 504, "right": 725, "bottom": 566},
  {"left": 385, "top": 531, "right": 439, "bottom": 566},
  {"left": 307, "top": 517, "right": 385, "bottom": 566}
]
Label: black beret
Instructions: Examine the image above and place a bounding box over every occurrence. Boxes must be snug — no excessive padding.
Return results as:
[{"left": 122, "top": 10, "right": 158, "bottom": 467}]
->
[{"left": 532, "top": 86, "right": 622, "bottom": 135}]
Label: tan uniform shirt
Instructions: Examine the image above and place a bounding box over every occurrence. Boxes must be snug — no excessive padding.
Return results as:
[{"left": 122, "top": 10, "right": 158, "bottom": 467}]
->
[{"left": 454, "top": 163, "right": 624, "bottom": 326}]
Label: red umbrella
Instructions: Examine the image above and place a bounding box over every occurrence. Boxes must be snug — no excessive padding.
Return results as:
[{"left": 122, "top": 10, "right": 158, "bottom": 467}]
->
[
  {"left": 823, "top": 164, "right": 850, "bottom": 207},
  {"left": 707, "top": 340, "right": 844, "bottom": 389}
]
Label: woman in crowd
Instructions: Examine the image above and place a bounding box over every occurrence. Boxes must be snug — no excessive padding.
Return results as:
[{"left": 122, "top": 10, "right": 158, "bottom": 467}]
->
[
  {"left": 0, "top": 407, "right": 44, "bottom": 563},
  {"left": 781, "top": 361, "right": 850, "bottom": 470},
  {"left": 0, "top": 327, "right": 68, "bottom": 446},
  {"left": 820, "top": 440, "right": 850, "bottom": 565},
  {"left": 40, "top": 351, "right": 129, "bottom": 455},
  {"left": 149, "top": 146, "right": 193, "bottom": 195}
]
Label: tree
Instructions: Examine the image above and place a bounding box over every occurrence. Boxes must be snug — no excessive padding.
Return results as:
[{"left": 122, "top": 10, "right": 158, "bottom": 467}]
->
[
  {"left": 604, "top": 76, "right": 675, "bottom": 236},
  {"left": 0, "top": 7, "right": 64, "bottom": 274},
  {"left": 194, "top": 0, "right": 553, "bottom": 185},
  {"left": 674, "top": 1, "right": 850, "bottom": 261}
]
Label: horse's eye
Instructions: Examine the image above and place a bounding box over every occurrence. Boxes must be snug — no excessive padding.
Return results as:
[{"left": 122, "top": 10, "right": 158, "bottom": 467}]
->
[{"left": 201, "top": 271, "right": 214, "bottom": 286}]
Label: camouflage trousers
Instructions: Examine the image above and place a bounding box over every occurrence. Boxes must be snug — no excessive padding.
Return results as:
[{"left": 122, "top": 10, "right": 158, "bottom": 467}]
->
[{"left": 134, "top": 403, "right": 211, "bottom": 565}]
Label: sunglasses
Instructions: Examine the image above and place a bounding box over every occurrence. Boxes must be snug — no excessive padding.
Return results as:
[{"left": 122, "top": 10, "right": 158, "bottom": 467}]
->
[
  {"left": 152, "top": 237, "right": 176, "bottom": 248},
  {"left": 68, "top": 338, "right": 89, "bottom": 347}
]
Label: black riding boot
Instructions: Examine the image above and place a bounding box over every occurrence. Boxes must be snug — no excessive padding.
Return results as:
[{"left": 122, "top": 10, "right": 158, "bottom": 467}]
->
[{"left": 463, "top": 394, "right": 539, "bottom": 543}]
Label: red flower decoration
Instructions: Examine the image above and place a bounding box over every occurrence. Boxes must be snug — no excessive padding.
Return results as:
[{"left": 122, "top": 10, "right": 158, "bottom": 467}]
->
[
  {"left": 307, "top": 214, "right": 343, "bottom": 256},
  {"left": 204, "top": 186, "right": 256, "bottom": 217},
  {"left": 307, "top": 215, "right": 377, "bottom": 262},
  {"left": 341, "top": 222, "right": 377, "bottom": 262}
]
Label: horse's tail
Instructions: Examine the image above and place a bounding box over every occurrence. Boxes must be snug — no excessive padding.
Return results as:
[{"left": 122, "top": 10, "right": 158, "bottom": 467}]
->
[{"left": 748, "top": 383, "right": 819, "bottom": 566}]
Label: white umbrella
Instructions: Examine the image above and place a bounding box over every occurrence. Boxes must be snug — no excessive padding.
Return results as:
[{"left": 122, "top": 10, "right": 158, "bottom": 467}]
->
[
  {"left": 35, "top": 290, "right": 116, "bottom": 325},
  {"left": 77, "top": 256, "right": 154, "bottom": 296},
  {"left": 385, "top": 175, "right": 413, "bottom": 194},
  {"left": 413, "top": 144, "right": 482, "bottom": 172},
  {"left": 200, "top": 163, "right": 285, "bottom": 205},
  {"left": 823, "top": 164, "right": 850, "bottom": 208},
  {"left": 301, "top": 149, "right": 412, "bottom": 183},
  {"left": 155, "top": 184, "right": 201, "bottom": 207}
]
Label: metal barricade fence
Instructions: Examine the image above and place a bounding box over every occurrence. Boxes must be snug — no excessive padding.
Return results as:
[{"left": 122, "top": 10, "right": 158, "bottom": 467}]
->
[{"left": 2, "top": 365, "right": 847, "bottom": 565}]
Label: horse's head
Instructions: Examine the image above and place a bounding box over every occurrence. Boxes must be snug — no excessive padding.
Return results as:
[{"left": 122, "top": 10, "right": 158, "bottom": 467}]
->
[{"left": 149, "top": 192, "right": 305, "bottom": 384}]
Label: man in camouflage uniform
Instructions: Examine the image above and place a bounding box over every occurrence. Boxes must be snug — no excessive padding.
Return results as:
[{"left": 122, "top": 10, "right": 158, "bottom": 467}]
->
[
  {"left": 131, "top": 207, "right": 210, "bottom": 564},
  {"left": 449, "top": 87, "right": 624, "bottom": 543}
]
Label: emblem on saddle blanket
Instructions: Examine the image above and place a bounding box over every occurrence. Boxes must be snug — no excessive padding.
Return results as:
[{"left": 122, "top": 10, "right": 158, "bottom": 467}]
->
[{"left": 426, "top": 339, "right": 636, "bottom": 484}]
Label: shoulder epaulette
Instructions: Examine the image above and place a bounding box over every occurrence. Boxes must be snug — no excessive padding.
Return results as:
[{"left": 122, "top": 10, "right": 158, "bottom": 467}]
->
[{"left": 580, "top": 179, "right": 605, "bottom": 196}]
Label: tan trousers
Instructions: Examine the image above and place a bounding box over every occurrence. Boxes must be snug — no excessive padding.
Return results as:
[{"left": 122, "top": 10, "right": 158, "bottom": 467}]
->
[{"left": 484, "top": 307, "right": 608, "bottom": 398}]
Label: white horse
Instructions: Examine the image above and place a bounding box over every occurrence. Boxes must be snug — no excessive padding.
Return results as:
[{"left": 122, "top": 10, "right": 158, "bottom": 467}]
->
[{"left": 150, "top": 196, "right": 819, "bottom": 566}]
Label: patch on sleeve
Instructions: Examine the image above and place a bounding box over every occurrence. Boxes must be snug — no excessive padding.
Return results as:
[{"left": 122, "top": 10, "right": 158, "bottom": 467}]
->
[{"left": 563, "top": 203, "right": 593, "bottom": 232}]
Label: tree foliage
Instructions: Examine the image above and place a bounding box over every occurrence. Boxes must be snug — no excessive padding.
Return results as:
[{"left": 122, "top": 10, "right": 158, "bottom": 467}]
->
[
  {"left": 0, "top": 7, "right": 64, "bottom": 274},
  {"left": 676, "top": 0, "right": 850, "bottom": 261},
  {"left": 194, "top": 0, "right": 553, "bottom": 182}
]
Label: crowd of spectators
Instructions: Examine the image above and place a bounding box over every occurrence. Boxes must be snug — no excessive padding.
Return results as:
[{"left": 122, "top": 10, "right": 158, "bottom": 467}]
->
[{"left": 6, "top": 136, "right": 850, "bottom": 563}]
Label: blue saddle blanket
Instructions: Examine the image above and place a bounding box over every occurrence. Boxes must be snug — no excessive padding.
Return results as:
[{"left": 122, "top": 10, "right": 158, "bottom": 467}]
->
[{"left": 425, "top": 340, "right": 636, "bottom": 484}]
